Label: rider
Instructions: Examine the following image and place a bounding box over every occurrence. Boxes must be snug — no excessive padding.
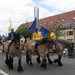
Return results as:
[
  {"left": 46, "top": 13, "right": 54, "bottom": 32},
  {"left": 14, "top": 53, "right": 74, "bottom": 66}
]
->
[
  {"left": 32, "top": 28, "right": 43, "bottom": 52},
  {"left": 7, "top": 28, "right": 16, "bottom": 50},
  {"left": 50, "top": 29, "right": 57, "bottom": 50}
]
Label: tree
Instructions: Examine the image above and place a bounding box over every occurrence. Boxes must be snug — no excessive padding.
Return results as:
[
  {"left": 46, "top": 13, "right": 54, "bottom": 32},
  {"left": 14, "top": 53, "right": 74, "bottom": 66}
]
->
[
  {"left": 16, "top": 25, "right": 31, "bottom": 39},
  {"left": 46, "top": 20, "right": 65, "bottom": 39}
]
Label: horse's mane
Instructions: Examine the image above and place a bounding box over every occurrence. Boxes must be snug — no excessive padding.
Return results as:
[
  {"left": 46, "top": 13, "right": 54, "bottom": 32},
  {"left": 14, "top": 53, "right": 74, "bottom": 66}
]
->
[
  {"left": 39, "top": 37, "right": 53, "bottom": 45},
  {"left": 57, "top": 39, "right": 72, "bottom": 46},
  {"left": 12, "top": 33, "right": 20, "bottom": 43}
]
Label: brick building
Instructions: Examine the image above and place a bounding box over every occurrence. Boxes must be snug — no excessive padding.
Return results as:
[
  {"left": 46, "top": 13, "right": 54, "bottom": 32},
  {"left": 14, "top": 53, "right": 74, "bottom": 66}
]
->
[{"left": 19, "top": 10, "right": 75, "bottom": 45}]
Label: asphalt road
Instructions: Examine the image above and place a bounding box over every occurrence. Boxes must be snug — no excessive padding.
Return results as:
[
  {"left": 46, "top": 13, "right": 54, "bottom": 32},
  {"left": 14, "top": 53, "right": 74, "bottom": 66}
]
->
[{"left": 0, "top": 52, "right": 75, "bottom": 75}]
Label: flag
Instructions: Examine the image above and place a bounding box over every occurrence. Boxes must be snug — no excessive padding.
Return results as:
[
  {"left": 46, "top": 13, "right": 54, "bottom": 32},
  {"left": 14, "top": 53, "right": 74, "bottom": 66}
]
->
[
  {"left": 0, "top": 35, "right": 2, "bottom": 40},
  {"left": 8, "top": 18, "right": 12, "bottom": 32},
  {"left": 40, "top": 26, "right": 49, "bottom": 37},
  {"left": 29, "top": 18, "right": 37, "bottom": 34}
]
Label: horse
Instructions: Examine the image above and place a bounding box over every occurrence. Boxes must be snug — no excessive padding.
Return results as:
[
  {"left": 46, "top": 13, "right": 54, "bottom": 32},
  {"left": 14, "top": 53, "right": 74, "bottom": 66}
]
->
[
  {"left": 20, "top": 35, "right": 25, "bottom": 50},
  {"left": 25, "top": 37, "right": 53, "bottom": 69},
  {"left": 4, "top": 33, "right": 23, "bottom": 72},
  {"left": 0, "top": 35, "right": 5, "bottom": 53},
  {"left": 44, "top": 39, "right": 74, "bottom": 66}
]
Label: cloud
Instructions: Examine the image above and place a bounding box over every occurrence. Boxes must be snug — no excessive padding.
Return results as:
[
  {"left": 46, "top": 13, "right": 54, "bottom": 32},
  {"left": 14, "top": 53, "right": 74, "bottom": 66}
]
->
[
  {"left": 40, "top": 0, "right": 75, "bottom": 11},
  {"left": 0, "top": 0, "right": 75, "bottom": 35}
]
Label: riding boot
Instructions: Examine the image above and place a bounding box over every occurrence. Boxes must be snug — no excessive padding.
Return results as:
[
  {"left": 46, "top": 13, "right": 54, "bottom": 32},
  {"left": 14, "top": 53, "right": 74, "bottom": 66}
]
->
[{"left": 34, "top": 44, "right": 37, "bottom": 52}]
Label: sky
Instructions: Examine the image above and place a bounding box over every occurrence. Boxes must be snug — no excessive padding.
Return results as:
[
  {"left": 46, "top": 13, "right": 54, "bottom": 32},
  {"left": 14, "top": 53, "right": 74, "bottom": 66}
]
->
[{"left": 0, "top": 0, "right": 75, "bottom": 35}]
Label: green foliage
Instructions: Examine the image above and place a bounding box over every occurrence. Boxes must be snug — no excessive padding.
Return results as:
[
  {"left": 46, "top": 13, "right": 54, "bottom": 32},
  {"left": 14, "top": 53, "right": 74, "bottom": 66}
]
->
[
  {"left": 46, "top": 20, "right": 65, "bottom": 38},
  {"left": 16, "top": 26, "right": 31, "bottom": 38},
  {"left": 22, "top": 51, "right": 57, "bottom": 56}
]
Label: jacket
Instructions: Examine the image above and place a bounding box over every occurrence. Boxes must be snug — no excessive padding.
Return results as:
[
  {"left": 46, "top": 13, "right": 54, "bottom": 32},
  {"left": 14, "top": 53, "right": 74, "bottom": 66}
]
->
[
  {"left": 50, "top": 32, "right": 56, "bottom": 40},
  {"left": 7, "top": 32, "right": 16, "bottom": 40},
  {"left": 32, "top": 31, "right": 43, "bottom": 41}
]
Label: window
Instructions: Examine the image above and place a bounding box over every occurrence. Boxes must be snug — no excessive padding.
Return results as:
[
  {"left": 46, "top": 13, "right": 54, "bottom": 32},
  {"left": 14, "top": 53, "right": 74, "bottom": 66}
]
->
[
  {"left": 67, "top": 39, "right": 73, "bottom": 43},
  {"left": 73, "top": 17, "right": 75, "bottom": 20},
  {"left": 67, "top": 31, "right": 73, "bottom": 36},
  {"left": 62, "top": 19, "right": 64, "bottom": 22},
  {"left": 45, "top": 23, "right": 47, "bottom": 25},
  {"left": 59, "top": 22, "right": 73, "bottom": 29},
  {"left": 50, "top": 22, "right": 52, "bottom": 24},
  {"left": 57, "top": 20, "right": 59, "bottom": 22}
]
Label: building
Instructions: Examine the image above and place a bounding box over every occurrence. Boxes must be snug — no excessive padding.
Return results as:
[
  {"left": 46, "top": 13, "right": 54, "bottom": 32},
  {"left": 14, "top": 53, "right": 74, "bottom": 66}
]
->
[{"left": 19, "top": 10, "right": 75, "bottom": 45}]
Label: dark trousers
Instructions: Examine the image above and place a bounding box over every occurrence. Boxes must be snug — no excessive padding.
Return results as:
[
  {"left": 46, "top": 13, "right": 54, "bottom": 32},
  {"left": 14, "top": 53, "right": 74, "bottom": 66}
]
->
[{"left": 35, "top": 40, "right": 39, "bottom": 52}]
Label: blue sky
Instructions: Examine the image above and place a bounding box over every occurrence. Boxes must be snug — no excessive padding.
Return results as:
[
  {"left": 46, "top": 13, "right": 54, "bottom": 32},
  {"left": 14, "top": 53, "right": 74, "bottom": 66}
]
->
[{"left": 0, "top": 0, "right": 75, "bottom": 35}]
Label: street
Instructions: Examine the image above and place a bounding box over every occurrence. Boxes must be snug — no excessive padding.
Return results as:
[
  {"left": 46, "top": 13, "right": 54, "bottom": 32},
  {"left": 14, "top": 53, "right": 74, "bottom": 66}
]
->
[{"left": 0, "top": 52, "right": 75, "bottom": 75}]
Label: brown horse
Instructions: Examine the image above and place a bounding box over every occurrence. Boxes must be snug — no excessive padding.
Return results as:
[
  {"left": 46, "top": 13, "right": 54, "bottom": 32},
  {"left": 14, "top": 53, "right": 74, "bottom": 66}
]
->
[
  {"left": 4, "top": 33, "right": 23, "bottom": 72},
  {"left": 42, "top": 39, "right": 74, "bottom": 66},
  {"left": 25, "top": 37, "right": 53, "bottom": 69}
]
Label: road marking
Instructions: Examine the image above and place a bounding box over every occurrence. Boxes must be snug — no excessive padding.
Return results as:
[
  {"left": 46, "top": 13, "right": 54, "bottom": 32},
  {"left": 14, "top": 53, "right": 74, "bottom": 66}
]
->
[{"left": 0, "top": 69, "right": 8, "bottom": 75}]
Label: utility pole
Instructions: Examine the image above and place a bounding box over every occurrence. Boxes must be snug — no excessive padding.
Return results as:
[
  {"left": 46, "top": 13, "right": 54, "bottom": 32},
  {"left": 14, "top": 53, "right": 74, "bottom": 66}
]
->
[{"left": 34, "top": 6, "right": 39, "bottom": 29}]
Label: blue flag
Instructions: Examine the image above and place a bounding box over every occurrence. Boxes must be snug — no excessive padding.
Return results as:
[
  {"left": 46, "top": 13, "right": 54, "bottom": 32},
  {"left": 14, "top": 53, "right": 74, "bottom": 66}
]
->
[
  {"left": 29, "top": 18, "right": 37, "bottom": 34},
  {"left": 0, "top": 35, "right": 2, "bottom": 40},
  {"left": 40, "top": 26, "right": 49, "bottom": 37}
]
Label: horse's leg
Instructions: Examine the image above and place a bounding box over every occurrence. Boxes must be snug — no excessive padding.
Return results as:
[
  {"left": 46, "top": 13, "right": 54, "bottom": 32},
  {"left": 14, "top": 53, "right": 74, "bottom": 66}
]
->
[
  {"left": 47, "top": 53, "right": 53, "bottom": 64},
  {"left": 41, "top": 58, "right": 47, "bottom": 69},
  {"left": 54, "top": 52, "right": 63, "bottom": 66},
  {"left": 8, "top": 56, "right": 13, "bottom": 69},
  {"left": 2, "top": 44, "right": 4, "bottom": 53},
  {"left": 58, "top": 55, "right": 63, "bottom": 66},
  {"left": 36, "top": 55, "right": 41, "bottom": 63},
  {"left": 40, "top": 53, "right": 47, "bottom": 69},
  {"left": 18, "top": 57, "right": 23, "bottom": 72},
  {"left": 26, "top": 51, "right": 33, "bottom": 65},
  {"left": 26, "top": 51, "right": 29, "bottom": 64},
  {"left": 5, "top": 53, "right": 9, "bottom": 66},
  {"left": 29, "top": 52, "right": 33, "bottom": 66}
]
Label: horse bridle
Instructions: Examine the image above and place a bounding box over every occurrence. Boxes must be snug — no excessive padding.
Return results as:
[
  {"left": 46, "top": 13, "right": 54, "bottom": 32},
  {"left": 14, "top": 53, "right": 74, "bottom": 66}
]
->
[{"left": 14, "top": 41, "right": 20, "bottom": 49}]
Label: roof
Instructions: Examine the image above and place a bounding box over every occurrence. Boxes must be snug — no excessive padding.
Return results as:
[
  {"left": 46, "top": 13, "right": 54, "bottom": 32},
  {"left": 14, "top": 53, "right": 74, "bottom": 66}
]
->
[{"left": 18, "top": 10, "right": 75, "bottom": 29}]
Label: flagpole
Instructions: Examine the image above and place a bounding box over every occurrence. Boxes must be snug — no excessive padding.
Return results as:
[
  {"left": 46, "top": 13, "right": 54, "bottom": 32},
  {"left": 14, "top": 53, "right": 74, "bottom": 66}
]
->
[{"left": 34, "top": 6, "right": 39, "bottom": 29}]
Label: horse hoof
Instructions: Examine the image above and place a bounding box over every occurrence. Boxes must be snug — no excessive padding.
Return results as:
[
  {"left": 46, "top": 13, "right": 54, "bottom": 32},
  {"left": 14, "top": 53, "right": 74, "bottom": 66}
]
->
[
  {"left": 30, "top": 63, "right": 33, "bottom": 66},
  {"left": 58, "top": 63, "right": 63, "bottom": 66},
  {"left": 49, "top": 61, "right": 53, "bottom": 64},
  {"left": 54, "top": 59, "right": 58, "bottom": 63},
  {"left": 41, "top": 66, "right": 46, "bottom": 70},
  {"left": 42, "top": 67, "right": 46, "bottom": 70},
  {"left": 5, "top": 60, "right": 9, "bottom": 66},
  {"left": 36, "top": 58, "right": 41, "bottom": 63},
  {"left": 8, "top": 66, "right": 13, "bottom": 70},
  {"left": 18, "top": 67, "right": 23, "bottom": 72}
]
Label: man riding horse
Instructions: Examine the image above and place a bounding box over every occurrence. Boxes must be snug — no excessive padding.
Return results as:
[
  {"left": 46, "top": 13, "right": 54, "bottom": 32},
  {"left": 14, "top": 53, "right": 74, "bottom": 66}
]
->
[
  {"left": 50, "top": 29, "right": 57, "bottom": 50},
  {"left": 7, "top": 28, "right": 16, "bottom": 51},
  {"left": 32, "top": 28, "right": 43, "bottom": 52}
]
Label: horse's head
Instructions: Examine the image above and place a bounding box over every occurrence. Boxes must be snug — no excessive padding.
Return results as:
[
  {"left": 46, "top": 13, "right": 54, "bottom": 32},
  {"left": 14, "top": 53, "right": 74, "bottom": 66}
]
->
[
  {"left": 57, "top": 40, "right": 74, "bottom": 55},
  {"left": 20, "top": 35, "right": 25, "bottom": 45},
  {"left": 13, "top": 32, "right": 20, "bottom": 49},
  {"left": 68, "top": 43, "right": 74, "bottom": 56}
]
